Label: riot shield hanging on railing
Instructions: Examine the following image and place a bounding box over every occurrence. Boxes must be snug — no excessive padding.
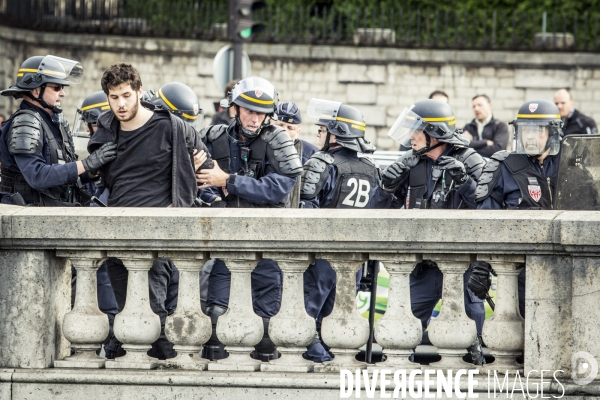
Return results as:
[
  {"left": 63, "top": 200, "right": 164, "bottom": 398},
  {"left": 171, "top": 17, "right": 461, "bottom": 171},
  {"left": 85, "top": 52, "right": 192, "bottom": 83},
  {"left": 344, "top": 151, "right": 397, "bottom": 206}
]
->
[{"left": 555, "top": 134, "right": 600, "bottom": 210}]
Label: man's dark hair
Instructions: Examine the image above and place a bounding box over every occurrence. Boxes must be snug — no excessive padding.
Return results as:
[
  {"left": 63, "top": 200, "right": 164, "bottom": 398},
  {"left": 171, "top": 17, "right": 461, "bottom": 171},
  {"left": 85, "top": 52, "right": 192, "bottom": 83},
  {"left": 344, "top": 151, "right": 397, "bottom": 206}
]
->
[
  {"left": 429, "top": 90, "right": 449, "bottom": 101},
  {"left": 472, "top": 93, "right": 492, "bottom": 104},
  {"left": 101, "top": 63, "right": 142, "bottom": 95}
]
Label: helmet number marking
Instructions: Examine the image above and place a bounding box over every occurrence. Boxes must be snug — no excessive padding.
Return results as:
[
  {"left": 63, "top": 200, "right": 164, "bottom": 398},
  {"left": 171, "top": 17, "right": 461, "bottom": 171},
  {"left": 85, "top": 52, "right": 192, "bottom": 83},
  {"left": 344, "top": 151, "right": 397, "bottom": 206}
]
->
[{"left": 342, "top": 178, "right": 371, "bottom": 208}]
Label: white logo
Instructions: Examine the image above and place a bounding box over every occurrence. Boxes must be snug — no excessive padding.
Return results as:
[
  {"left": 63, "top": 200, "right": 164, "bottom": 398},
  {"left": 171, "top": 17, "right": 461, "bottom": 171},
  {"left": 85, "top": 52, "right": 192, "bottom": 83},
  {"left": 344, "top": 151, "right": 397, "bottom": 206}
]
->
[
  {"left": 193, "top": 104, "right": 199, "bottom": 115},
  {"left": 529, "top": 103, "right": 538, "bottom": 113},
  {"left": 255, "top": 90, "right": 263, "bottom": 98},
  {"left": 572, "top": 351, "right": 598, "bottom": 385},
  {"left": 342, "top": 178, "right": 371, "bottom": 208}
]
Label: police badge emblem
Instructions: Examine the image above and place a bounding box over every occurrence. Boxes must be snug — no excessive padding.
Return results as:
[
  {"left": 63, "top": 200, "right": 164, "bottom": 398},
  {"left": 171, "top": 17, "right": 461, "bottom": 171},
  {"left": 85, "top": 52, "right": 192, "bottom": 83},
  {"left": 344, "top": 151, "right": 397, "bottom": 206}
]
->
[
  {"left": 193, "top": 104, "right": 199, "bottom": 115},
  {"left": 529, "top": 103, "right": 538, "bottom": 113},
  {"left": 528, "top": 185, "right": 542, "bottom": 202},
  {"left": 255, "top": 90, "right": 263, "bottom": 98}
]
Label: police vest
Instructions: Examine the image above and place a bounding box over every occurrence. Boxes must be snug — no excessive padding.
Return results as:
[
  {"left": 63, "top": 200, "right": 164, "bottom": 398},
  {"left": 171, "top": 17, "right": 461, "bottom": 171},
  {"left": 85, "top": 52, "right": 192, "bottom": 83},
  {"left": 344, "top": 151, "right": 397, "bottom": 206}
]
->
[
  {"left": 328, "top": 154, "right": 378, "bottom": 209},
  {"left": 1, "top": 109, "right": 79, "bottom": 206},
  {"left": 208, "top": 127, "right": 291, "bottom": 208},
  {"left": 503, "top": 154, "right": 554, "bottom": 210},
  {"left": 406, "top": 148, "right": 475, "bottom": 210}
]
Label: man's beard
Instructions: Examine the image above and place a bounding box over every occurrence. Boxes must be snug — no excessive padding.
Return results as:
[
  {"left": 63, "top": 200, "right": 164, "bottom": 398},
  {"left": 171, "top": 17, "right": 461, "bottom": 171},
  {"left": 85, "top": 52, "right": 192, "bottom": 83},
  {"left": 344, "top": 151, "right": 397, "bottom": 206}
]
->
[{"left": 113, "top": 93, "right": 139, "bottom": 122}]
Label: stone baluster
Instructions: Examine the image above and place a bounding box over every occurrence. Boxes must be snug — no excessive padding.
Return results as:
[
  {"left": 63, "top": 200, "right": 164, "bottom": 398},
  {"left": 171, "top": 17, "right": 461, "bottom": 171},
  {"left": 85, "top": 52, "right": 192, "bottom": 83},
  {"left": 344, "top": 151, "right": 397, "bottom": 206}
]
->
[
  {"left": 208, "top": 251, "right": 264, "bottom": 372},
  {"left": 55, "top": 250, "right": 109, "bottom": 368},
  {"left": 161, "top": 251, "right": 211, "bottom": 370},
  {"left": 426, "top": 253, "right": 478, "bottom": 370},
  {"left": 314, "top": 252, "right": 370, "bottom": 373},
  {"left": 372, "top": 253, "right": 423, "bottom": 369},
  {"left": 479, "top": 254, "right": 525, "bottom": 373},
  {"left": 262, "top": 252, "right": 315, "bottom": 373},
  {"left": 105, "top": 251, "right": 161, "bottom": 370}
]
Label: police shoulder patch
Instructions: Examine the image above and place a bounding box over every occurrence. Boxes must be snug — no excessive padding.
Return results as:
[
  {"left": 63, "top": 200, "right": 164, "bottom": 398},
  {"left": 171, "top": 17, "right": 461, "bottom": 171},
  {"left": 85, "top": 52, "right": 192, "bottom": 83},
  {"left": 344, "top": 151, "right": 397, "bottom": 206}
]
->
[{"left": 8, "top": 109, "right": 43, "bottom": 156}]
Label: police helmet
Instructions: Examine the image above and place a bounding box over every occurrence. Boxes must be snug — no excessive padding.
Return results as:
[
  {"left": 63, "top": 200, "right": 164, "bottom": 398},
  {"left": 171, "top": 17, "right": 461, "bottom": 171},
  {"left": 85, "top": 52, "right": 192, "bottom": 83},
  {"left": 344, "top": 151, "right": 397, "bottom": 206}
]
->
[
  {"left": 307, "top": 99, "right": 374, "bottom": 152},
  {"left": 513, "top": 99, "right": 563, "bottom": 157},
  {"left": 387, "top": 99, "right": 457, "bottom": 155},
  {"left": 0, "top": 55, "right": 83, "bottom": 113},
  {"left": 151, "top": 82, "right": 203, "bottom": 130},
  {"left": 73, "top": 91, "right": 109, "bottom": 137},
  {"left": 221, "top": 77, "right": 278, "bottom": 138},
  {"left": 275, "top": 102, "right": 301, "bottom": 125}
]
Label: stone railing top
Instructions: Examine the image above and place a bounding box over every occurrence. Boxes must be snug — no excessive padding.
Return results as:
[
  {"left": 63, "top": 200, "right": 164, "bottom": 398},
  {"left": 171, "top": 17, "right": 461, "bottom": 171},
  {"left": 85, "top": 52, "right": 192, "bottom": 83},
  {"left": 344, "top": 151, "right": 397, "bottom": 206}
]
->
[
  {"left": 2, "top": 205, "right": 594, "bottom": 254},
  {"left": 2, "top": 25, "right": 600, "bottom": 67}
]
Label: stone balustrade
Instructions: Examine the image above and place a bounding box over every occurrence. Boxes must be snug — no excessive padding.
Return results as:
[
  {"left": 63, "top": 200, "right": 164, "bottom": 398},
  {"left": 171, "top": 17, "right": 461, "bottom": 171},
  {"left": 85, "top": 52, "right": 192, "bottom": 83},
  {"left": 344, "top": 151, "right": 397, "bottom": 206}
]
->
[{"left": 1, "top": 206, "right": 600, "bottom": 399}]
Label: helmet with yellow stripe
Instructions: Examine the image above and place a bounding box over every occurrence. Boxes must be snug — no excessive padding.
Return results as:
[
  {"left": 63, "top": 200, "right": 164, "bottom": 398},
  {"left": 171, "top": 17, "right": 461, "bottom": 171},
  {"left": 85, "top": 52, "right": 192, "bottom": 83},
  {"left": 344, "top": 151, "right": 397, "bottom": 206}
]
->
[
  {"left": 387, "top": 99, "right": 459, "bottom": 155},
  {"left": 151, "top": 82, "right": 203, "bottom": 130},
  {"left": 1, "top": 55, "right": 83, "bottom": 114},
  {"left": 513, "top": 99, "right": 563, "bottom": 156},
  {"left": 307, "top": 99, "right": 374, "bottom": 152},
  {"left": 73, "top": 91, "right": 110, "bottom": 137},
  {"left": 220, "top": 76, "right": 278, "bottom": 138},
  {"left": 227, "top": 76, "right": 277, "bottom": 115}
]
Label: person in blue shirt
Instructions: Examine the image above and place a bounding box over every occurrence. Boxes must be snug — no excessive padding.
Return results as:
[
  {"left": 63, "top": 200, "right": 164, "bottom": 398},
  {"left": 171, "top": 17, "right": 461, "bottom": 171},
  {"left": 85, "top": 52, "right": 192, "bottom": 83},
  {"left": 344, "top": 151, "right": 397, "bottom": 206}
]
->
[
  {"left": 195, "top": 77, "right": 303, "bottom": 361},
  {"left": 470, "top": 99, "right": 564, "bottom": 322},
  {"left": 370, "top": 99, "right": 487, "bottom": 365},
  {"left": 0, "top": 55, "right": 117, "bottom": 206},
  {"left": 299, "top": 99, "right": 379, "bottom": 362}
]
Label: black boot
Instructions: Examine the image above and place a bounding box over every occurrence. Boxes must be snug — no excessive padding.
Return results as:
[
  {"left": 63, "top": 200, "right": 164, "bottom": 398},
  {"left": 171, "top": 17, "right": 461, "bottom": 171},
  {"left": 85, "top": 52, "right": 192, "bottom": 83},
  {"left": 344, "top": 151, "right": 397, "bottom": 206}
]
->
[
  {"left": 250, "top": 317, "right": 280, "bottom": 362},
  {"left": 201, "top": 305, "right": 229, "bottom": 361}
]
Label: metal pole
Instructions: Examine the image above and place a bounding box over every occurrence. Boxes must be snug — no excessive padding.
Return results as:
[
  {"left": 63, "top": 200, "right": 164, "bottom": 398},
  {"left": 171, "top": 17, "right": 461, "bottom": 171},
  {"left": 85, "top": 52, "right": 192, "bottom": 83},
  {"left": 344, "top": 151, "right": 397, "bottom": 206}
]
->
[
  {"left": 233, "top": 40, "right": 243, "bottom": 80},
  {"left": 229, "top": 0, "right": 243, "bottom": 80}
]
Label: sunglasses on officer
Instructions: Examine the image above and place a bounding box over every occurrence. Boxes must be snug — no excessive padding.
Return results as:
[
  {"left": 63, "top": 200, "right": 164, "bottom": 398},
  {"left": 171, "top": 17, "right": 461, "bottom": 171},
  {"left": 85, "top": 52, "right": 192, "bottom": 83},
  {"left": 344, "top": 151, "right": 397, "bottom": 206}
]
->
[{"left": 46, "top": 84, "right": 65, "bottom": 92}]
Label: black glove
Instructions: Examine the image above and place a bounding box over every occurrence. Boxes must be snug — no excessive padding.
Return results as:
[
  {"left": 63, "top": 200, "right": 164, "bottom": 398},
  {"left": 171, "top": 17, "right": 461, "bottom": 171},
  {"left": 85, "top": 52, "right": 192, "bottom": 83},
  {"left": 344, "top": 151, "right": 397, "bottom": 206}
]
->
[
  {"left": 381, "top": 161, "right": 409, "bottom": 193},
  {"left": 468, "top": 261, "right": 496, "bottom": 300},
  {"left": 436, "top": 155, "right": 468, "bottom": 185},
  {"left": 82, "top": 142, "right": 118, "bottom": 173}
]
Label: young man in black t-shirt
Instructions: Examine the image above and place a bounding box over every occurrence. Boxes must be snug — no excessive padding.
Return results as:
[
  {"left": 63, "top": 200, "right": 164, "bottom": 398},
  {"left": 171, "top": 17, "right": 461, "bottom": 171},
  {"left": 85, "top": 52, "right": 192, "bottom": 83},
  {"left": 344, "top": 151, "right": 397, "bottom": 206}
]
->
[{"left": 88, "top": 63, "right": 209, "bottom": 360}]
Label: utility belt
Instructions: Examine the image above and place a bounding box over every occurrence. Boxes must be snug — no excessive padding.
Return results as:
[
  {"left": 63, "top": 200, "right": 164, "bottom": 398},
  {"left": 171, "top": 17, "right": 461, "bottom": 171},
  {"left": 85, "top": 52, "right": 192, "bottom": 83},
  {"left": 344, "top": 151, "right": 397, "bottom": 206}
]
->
[{"left": 0, "top": 165, "right": 85, "bottom": 207}]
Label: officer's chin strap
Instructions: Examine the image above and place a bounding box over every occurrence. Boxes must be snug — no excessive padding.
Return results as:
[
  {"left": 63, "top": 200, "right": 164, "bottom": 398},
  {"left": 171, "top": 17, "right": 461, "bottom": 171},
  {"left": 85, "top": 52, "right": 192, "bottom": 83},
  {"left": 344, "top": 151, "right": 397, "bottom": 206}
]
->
[
  {"left": 25, "top": 85, "right": 63, "bottom": 114},
  {"left": 413, "top": 133, "right": 444, "bottom": 156},
  {"left": 233, "top": 105, "right": 270, "bottom": 139},
  {"left": 87, "top": 123, "right": 95, "bottom": 137}
]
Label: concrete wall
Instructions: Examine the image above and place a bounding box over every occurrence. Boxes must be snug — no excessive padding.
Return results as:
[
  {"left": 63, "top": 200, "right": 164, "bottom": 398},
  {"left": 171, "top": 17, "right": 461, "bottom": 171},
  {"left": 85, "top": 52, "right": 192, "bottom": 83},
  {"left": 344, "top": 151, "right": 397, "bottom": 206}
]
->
[{"left": 1, "top": 25, "right": 600, "bottom": 150}]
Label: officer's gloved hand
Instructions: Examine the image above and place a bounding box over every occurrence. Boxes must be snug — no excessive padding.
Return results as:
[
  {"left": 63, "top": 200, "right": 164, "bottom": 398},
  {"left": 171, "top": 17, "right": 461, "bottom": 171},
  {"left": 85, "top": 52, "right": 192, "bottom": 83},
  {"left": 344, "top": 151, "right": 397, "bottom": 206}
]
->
[
  {"left": 381, "top": 161, "right": 409, "bottom": 193},
  {"left": 437, "top": 156, "right": 468, "bottom": 186},
  {"left": 468, "top": 260, "right": 496, "bottom": 300},
  {"left": 82, "top": 142, "right": 118, "bottom": 173}
]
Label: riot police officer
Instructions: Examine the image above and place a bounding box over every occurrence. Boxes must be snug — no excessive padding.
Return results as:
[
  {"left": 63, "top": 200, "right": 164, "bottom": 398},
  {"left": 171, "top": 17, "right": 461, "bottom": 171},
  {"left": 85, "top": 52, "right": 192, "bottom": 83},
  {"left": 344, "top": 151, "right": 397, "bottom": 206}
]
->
[
  {"left": 470, "top": 99, "right": 564, "bottom": 319},
  {"left": 370, "top": 99, "right": 487, "bottom": 364},
  {"left": 196, "top": 77, "right": 302, "bottom": 361},
  {"left": 0, "top": 55, "right": 117, "bottom": 206},
  {"left": 299, "top": 99, "right": 379, "bottom": 362}
]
